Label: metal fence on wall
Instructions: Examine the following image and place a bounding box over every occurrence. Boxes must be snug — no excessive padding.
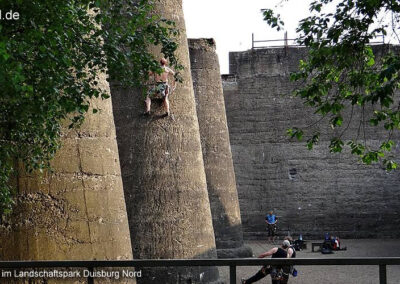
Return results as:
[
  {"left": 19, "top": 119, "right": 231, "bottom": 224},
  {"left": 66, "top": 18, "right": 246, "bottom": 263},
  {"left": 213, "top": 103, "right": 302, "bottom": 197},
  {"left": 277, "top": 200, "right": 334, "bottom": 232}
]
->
[{"left": 251, "top": 32, "right": 386, "bottom": 49}]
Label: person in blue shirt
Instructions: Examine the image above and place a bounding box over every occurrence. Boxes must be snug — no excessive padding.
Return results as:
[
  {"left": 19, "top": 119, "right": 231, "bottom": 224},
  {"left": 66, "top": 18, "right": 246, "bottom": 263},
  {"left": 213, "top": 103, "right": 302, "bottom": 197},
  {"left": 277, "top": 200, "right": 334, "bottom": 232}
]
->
[{"left": 266, "top": 211, "right": 278, "bottom": 242}]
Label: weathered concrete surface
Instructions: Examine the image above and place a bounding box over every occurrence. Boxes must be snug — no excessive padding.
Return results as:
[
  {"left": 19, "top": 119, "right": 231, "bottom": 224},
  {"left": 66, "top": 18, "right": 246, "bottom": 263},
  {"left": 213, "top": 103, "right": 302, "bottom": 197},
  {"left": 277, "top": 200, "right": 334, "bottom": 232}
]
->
[
  {"left": 110, "top": 1, "right": 219, "bottom": 283},
  {"left": 223, "top": 46, "right": 400, "bottom": 240},
  {"left": 0, "top": 70, "right": 134, "bottom": 283},
  {"left": 188, "top": 38, "right": 252, "bottom": 259},
  {"left": 226, "top": 239, "right": 400, "bottom": 284}
]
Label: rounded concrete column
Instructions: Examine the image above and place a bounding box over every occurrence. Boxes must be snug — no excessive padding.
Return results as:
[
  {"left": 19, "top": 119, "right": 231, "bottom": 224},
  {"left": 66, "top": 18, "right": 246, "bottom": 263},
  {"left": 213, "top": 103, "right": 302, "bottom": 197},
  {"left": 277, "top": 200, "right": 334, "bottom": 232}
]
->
[
  {"left": 189, "top": 38, "right": 252, "bottom": 258},
  {"left": 0, "top": 71, "right": 134, "bottom": 283},
  {"left": 110, "top": 0, "right": 219, "bottom": 283}
]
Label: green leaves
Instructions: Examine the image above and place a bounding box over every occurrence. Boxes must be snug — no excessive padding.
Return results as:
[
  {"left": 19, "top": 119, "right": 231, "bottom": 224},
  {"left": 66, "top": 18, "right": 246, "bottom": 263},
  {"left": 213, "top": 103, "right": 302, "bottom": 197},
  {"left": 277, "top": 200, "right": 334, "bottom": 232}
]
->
[
  {"left": 384, "top": 160, "right": 397, "bottom": 171},
  {"left": 347, "top": 141, "right": 365, "bottom": 155},
  {"left": 329, "top": 138, "right": 344, "bottom": 153},
  {"left": 287, "top": 128, "right": 304, "bottom": 140},
  {"left": 101, "top": 0, "right": 182, "bottom": 95},
  {"left": 266, "top": 0, "right": 400, "bottom": 170},
  {"left": 262, "top": 9, "right": 284, "bottom": 31},
  {"left": 330, "top": 115, "right": 343, "bottom": 128},
  {"left": 0, "top": 0, "right": 180, "bottom": 216},
  {"left": 380, "top": 140, "right": 394, "bottom": 152},
  {"left": 307, "top": 133, "right": 320, "bottom": 150}
]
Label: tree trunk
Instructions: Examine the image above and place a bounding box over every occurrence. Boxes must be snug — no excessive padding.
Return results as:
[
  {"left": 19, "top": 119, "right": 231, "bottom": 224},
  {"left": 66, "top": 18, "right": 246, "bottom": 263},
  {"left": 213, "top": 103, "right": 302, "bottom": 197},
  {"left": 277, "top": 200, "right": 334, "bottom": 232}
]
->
[{"left": 189, "top": 38, "right": 252, "bottom": 258}]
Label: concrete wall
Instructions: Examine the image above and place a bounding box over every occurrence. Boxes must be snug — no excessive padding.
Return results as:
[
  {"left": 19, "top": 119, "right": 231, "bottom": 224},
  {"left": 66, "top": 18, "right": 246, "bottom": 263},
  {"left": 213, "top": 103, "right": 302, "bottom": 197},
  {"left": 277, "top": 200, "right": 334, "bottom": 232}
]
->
[{"left": 223, "top": 46, "right": 400, "bottom": 239}]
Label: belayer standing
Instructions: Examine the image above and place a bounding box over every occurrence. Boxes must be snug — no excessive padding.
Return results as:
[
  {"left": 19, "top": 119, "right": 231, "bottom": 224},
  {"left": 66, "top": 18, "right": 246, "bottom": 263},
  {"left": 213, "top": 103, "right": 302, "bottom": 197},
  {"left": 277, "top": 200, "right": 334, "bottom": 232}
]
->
[
  {"left": 266, "top": 210, "right": 278, "bottom": 243},
  {"left": 144, "top": 58, "right": 175, "bottom": 117}
]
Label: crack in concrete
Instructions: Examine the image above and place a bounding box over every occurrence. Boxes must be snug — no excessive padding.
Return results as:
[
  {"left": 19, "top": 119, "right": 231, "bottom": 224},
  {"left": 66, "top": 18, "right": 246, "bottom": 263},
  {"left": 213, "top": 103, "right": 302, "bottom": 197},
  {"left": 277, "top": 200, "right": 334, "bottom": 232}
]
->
[{"left": 76, "top": 139, "right": 94, "bottom": 252}]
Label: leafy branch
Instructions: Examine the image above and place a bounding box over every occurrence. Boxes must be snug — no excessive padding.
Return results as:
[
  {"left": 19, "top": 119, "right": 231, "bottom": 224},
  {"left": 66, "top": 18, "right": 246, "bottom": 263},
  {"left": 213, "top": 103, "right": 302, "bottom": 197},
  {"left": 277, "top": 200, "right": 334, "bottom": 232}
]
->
[
  {"left": 0, "top": 0, "right": 181, "bottom": 216},
  {"left": 265, "top": 0, "right": 400, "bottom": 171}
]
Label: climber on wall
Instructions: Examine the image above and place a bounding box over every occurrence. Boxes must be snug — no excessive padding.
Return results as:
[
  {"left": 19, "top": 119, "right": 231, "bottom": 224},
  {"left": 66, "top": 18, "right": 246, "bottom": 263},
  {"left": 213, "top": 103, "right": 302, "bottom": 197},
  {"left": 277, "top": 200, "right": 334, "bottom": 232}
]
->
[{"left": 144, "top": 58, "right": 175, "bottom": 117}]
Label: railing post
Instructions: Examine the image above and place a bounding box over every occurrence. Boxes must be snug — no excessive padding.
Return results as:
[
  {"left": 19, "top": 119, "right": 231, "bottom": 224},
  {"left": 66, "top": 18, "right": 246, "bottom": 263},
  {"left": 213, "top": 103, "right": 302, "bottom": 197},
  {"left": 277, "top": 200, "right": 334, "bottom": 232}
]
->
[
  {"left": 87, "top": 267, "right": 94, "bottom": 284},
  {"left": 284, "top": 31, "right": 288, "bottom": 47},
  {"left": 230, "top": 265, "right": 236, "bottom": 284},
  {"left": 379, "top": 264, "right": 387, "bottom": 284}
]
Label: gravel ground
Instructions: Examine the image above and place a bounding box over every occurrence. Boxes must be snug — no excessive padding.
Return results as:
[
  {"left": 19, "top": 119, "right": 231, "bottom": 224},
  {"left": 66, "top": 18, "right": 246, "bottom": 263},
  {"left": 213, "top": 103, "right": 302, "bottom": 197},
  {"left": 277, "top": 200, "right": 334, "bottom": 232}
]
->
[{"left": 218, "top": 239, "right": 400, "bottom": 284}]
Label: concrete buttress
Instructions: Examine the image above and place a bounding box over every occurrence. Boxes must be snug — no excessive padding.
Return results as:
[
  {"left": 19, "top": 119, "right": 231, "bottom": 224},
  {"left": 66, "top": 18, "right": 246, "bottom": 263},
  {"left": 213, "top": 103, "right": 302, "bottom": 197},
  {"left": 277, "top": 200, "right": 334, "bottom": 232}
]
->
[
  {"left": 110, "top": 1, "right": 220, "bottom": 283},
  {"left": 189, "top": 38, "right": 252, "bottom": 258},
  {"left": 0, "top": 67, "right": 135, "bottom": 283}
]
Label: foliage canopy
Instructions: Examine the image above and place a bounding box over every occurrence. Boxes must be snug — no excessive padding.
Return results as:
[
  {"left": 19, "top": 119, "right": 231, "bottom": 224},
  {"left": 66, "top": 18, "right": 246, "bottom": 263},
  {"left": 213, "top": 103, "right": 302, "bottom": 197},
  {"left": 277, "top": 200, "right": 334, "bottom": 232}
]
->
[
  {"left": 263, "top": 0, "right": 400, "bottom": 170},
  {"left": 0, "top": 0, "right": 181, "bottom": 216}
]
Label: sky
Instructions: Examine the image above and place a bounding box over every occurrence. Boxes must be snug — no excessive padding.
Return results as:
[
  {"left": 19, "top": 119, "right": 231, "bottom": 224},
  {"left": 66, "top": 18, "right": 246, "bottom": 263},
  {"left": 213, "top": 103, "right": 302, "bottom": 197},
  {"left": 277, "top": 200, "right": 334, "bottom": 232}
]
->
[{"left": 183, "top": 0, "right": 312, "bottom": 74}]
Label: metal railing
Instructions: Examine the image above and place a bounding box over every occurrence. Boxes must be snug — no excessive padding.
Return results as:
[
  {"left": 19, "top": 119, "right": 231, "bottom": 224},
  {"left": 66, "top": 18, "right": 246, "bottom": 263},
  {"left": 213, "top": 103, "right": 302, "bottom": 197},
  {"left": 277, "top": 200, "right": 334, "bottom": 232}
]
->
[
  {"left": 1, "top": 258, "right": 400, "bottom": 284},
  {"left": 252, "top": 32, "right": 296, "bottom": 49},
  {"left": 251, "top": 32, "right": 386, "bottom": 49}
]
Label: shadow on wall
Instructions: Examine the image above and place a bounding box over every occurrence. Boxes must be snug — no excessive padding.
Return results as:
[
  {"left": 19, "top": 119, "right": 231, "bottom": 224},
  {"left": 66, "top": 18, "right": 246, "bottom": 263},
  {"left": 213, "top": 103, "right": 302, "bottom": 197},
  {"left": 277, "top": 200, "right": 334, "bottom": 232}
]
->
[{"left": 210, "top": 193, "right": 253, "bottom": 258}]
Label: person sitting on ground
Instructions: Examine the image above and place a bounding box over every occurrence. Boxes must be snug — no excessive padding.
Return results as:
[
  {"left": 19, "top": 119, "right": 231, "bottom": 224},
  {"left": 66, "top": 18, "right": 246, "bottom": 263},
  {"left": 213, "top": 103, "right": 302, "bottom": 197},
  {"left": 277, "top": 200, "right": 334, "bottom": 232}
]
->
[
  {"left": 331, "top": 235, "right": 346, "bottom": 251},
  {"left": 241, "top": 240, "right": 293, "bottom": 284},
  {"left": 266, "top": 210, "right": 278, "bottom": 243},
  {"left": 144, "top": 58, "right": 175, "bottom": 117},
  {"left": 321, "top": 235, "right": 334, "bottom": 254},
  {"left": 293, "top": 234, "right": 305, "bottom": 251}
]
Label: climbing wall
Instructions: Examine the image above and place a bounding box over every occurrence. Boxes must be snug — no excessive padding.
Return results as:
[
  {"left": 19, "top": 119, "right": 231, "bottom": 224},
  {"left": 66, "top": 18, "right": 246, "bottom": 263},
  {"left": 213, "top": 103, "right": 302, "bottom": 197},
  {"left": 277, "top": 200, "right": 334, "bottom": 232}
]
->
[{"left": 110, "top": 1, "right": 220, "bottom": 283}]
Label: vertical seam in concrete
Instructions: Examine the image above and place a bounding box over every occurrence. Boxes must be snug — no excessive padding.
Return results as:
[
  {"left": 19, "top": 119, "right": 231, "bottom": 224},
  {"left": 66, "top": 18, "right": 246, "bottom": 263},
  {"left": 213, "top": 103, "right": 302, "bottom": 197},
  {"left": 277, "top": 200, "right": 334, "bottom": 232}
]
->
[
  {"left": 76, "top": 138, "right": 94, "bottom": 250},
  {"left": 16, "top": 160, "right": 20, "bottom": 195},
  {"left": 26, "top": 229, "right": 29, "bottom": 258}
]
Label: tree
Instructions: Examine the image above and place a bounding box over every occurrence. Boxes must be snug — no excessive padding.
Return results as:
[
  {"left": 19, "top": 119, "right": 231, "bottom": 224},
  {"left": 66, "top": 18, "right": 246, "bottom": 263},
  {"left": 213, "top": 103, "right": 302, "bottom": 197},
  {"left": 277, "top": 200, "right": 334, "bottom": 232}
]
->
[
  {"left": 0, "top": 0, "right": 181, "bottom": 216},
  {"left": 263, "top": 0, "right": 400, "bottom": 170}
]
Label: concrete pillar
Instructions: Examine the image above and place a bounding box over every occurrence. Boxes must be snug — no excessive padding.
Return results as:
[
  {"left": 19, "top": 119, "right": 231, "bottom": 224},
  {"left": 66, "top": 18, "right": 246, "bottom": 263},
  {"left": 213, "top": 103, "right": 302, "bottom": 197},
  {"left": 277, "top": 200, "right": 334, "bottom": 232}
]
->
[
  {"left": 189, "top": 38, "right": 252, "bottom": 258},
  {"left": 110, "top": 1, "right": 219, "bottom": 283},
  {"left": 0, "top": 70, "right": 134, "bottom": 283}
]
